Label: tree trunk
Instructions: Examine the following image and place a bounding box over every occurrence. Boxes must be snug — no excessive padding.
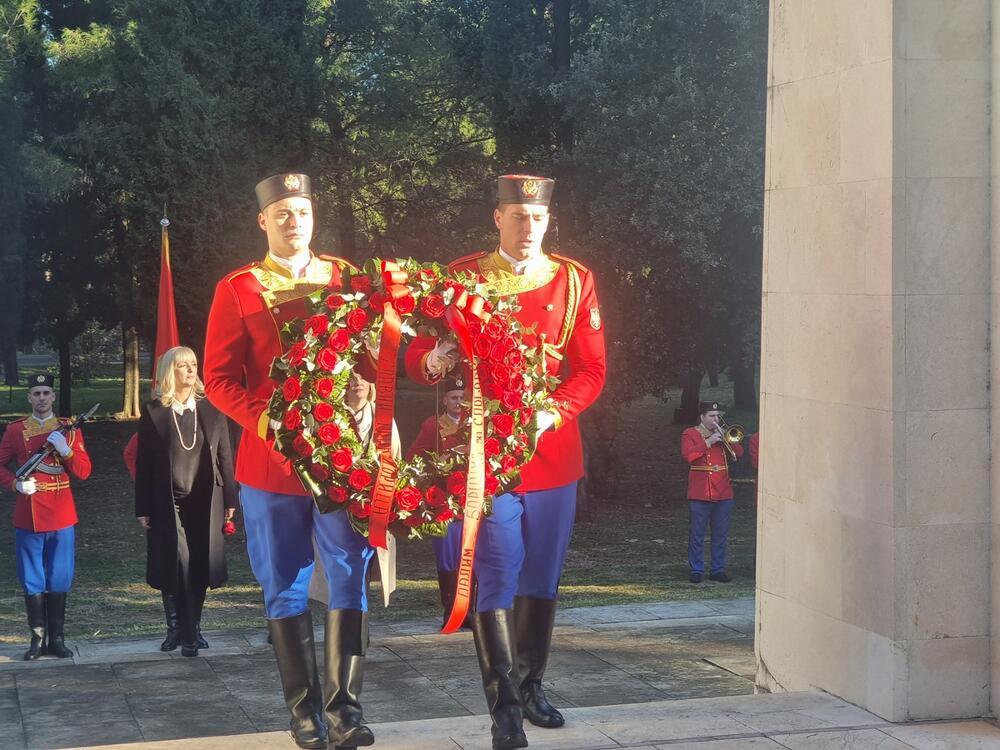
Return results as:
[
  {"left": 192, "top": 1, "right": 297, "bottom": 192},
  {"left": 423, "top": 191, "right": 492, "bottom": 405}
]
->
[
  {"left": 707, "top": 361, "right": 719, "bottom": 387},
  {"left": 674, "top": 367, "right": 703, "bottom": 424},
  {"left": 2, "top": 341, "right": 17, "bottom": 387},
  {"left": 121, "top": 323, "right": 141, "bottom": 419},
  {"left": 57, "top": 334, "right": 72, "bottom": 417},
  {"left": 732, "top": 358, "right": 757, "bottom": 412}
]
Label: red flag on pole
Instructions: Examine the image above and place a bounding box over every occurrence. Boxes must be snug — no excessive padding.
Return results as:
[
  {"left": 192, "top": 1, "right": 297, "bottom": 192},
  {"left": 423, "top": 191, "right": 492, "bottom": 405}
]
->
[{"left": 152, "top": 212, "right": 180, "bottom": 390}]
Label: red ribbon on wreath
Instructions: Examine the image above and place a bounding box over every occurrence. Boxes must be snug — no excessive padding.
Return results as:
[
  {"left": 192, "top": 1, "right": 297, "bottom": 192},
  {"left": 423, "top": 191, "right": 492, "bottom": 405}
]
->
[
  {"left": 441, "top": 286, "right": 491, "bottom": 634},
  {"left": 368, "top": 260, "right": 412, "bottom": 549}
]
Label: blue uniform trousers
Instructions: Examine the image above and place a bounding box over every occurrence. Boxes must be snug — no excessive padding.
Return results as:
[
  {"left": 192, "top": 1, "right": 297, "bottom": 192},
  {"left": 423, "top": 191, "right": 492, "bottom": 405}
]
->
[
  {"left": 16, "top": 526, "right": 75, "bottom": 595},
  {"left": 473, "top": 482, "right": 578, "bottom": 612},
  {"left": 687, "top": 499, "right": 734, "bottom": 575},
  {"left": 432, "top": 522, "right": 462, "bottom": 572},
  {"left": 240, "top": 485, "right": 375, "bottom": 619}
]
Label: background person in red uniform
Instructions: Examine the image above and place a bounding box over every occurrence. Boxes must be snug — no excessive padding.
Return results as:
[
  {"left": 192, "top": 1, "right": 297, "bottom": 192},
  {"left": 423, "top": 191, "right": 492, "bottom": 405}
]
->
[
  {"left": 406, "top": 175, "right": 606, "bottom": 749},
  {"left": 405, "top": 377, "right": 469, "bottom": 626},
  {"left": 681, "top": 401, "right": 744, "bottom": 584},
  {"left": 0, "top": 374, "right": 92, "bottom": 660},
  {"left": 203, "top": 173, "right": 378, "bottom": 750}
]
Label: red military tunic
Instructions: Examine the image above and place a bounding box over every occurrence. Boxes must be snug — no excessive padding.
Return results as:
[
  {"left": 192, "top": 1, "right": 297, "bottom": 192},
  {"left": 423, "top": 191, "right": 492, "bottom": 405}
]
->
[
  {"left": 0, "top": 416, "right": 92, "bottom": 531},
  {"left": 406, "top": 413, "right": 466, "bottom": 461},
  {"left": 681, "top": 425, "right": 743, "bottom": 501},
  {"left": 405, "top": 249, "right": 606, "bottom": 491},
  {"left": 204, "top": 253, "right": 361, "bottom": 495}
]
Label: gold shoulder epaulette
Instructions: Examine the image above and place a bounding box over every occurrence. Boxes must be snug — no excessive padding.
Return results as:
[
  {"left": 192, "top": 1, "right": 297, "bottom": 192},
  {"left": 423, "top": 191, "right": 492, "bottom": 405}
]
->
[
  {"left": 318, "top": 254, "right": 358, "bottom": 272},
  {"left": 549, "top": 253, "right": 589, "bottom": 273},
  {"left": 449, "top": 250, "right": 489, "bottom": 269},
  {"left": 222, "top": 262, "right": 258, "bottom": 284}
]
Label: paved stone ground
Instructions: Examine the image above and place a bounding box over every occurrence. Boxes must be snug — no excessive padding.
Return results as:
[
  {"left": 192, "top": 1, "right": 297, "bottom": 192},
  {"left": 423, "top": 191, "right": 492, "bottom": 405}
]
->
[{"left": 0, "top": 597, "right": 997, "bottom": 749}]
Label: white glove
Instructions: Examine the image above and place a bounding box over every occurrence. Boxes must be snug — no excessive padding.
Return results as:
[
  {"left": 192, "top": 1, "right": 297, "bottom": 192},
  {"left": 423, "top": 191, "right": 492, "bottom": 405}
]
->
[
  {"left": 364, "top": 339, "right": 381, "bottom": 361},
  {"left": 426, "top": 340, "right": 458, "bottom": 377},
  {"left": 46, "top": 431, "right": 71, "bottom": 457},
  {"left": 269, "top": 418, "right": 282, "bottom": 432},
  {"left": 16, "top": 478, "right": 37, "bottom": 495},
  {"left": 534, "top": 410, "right": 559, "bottom": 445}
]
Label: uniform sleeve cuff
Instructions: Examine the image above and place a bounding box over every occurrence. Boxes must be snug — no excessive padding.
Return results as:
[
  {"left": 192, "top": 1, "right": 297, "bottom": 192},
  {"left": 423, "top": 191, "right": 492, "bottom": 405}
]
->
[
  {"left": 552, "top": 409, "right": 564, "bottom": 430},
  {"left": 257, "top": 410, "right": 271, "bottom": 440},
  {"left": 420, "top": 352, "right": 441, "bottom": 382}
]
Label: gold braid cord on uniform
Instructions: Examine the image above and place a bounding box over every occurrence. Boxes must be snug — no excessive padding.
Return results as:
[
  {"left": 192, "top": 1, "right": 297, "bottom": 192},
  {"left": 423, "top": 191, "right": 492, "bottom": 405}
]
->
[{"left": 252, "top": 255, "right": 337, "bottom": 309}]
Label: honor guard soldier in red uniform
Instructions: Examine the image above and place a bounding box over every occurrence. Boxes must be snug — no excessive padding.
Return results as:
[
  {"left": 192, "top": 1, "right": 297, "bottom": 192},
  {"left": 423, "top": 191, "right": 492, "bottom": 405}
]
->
[
  {"left": 204, "top": 173, "right": 378, "bottom": 750},
  {"left": 406, "top": 175, "right": 606, "bottom": 750},
  {"left": 0, "top": 374, "right": 92, "bottom": 660},
  {"left": 405, "top": 377, "right": 469, "bottom": 625},
  {"left": 681, "top": 402, "right": 744, "bottom": 584}
]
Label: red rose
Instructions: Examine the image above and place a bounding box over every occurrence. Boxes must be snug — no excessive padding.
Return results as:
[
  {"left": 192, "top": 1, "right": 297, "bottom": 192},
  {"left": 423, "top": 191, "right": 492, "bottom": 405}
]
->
[
  {"left": 500, "top": 454, "right": 518, "bottom": 474},
  {"left": 222, "top": 520, "right": 237, "bottom": 536},
  {"left": 485, "top": 475, "right": 500, "bottom": 495},
  {"left": 468, "top": 320, "right": 483, "bottom": 337},
  {"left": 348, "top": 500, "right": 372, "bottom": 518},
  {"left": 351, "top": 275, "right": 372, "bottom": 293},
  {"left": 325, "top": 294, "right": 346, "bottom": 309},
  {"left": 393, "top": 294, "right": 415, "bottom": 315},
  {"left": 318, "top": 423, "right": 342, "bottom": 445},
  {"left": 316, "top": 347, "right": 339, "bottom": 371},
  {"left": 315, "top": 378, "right": 335, "bottom": 398},
  {"left": 328, "top": 329, "right": 350, "bottom": 352},
  {"left": 484, "top": 437, "right": 501, "bottom": 457},
  {"left": 309, "top": 463, "right": 330, "bottom": 481},
  {"left": 419, "top": 293, "right": 446, "bottom": 318},
  {"left": 474, "top": 337, "right": 492, "bottom": 359},
  {"left": 446, "top": 471, "right": 466, "bottom": 495},
  {"left": 492, "top": 413, "right": 515, "bottom": 438},
  {"left": 501, "top": 391, "right": 523, "bottom": 410},
  {"left": 304, "top": 314, "right": 329, "bottom": 337},
  {"left": 490, "top": 363, "right": 511, "bottom": 384},
  {"left": 346, "top": 308, "right": 369, "bottom": 333},
  {"left": 313, "top": 402, "right": 335, "bottom": 422},
  {"left": 435, "top": 507, "right": 456, "bottom": 523},
  {"left": 502, "top": 335, "right": 517, "bottom": 352},
  {"left": 282, "top": 377, "right": 302, "bottom": 402},
  {"left": 404, "top": 514, "right": 425, "bottom": 528},
  {"left": 426, "top": 485, "right": 447, "bottom": 507},
  {"left": 331, "top": 447, "right": 354, "bottom": 472},
  {"left": 506, "top": 350, "right": 526, "bottom": 370},
  {"left": 483, "top": 382, "right": 504, "bottom": 401},
  {"left": 283, "top": 408, "right": 302, "bottom": 431},
  {"left": 368, "top": 291, "right": 386, "bottom": 309},
  {"left": 489, "top": 342, "right": 506, "bottom": 362},
  {"left": 293, "top": 435, "right": 313, "bottom": 457},
  {"left": 484, "top": 320, "right": 504, "bottom": 340},
  {"left": 327, "top": 486, "right": 348, "bottom": 504},
  {"left": 348, "top": 468, "right": 372, "bottom": 490},
  {"left": 287, "top": 341, "right": 308, "bottom": 367},
  {"left": 395, "top": 486, "right": 422, "bottom": 512},
  {"left": 507, "top": 373, "right": 525, "bottom": 392},
  {"left": 519, "top": 407, "right": 534, "bottom": 426}
]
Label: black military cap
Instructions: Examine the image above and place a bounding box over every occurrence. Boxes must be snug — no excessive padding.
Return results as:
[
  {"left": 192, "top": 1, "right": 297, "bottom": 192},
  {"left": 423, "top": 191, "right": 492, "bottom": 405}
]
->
[
  {"left": 255, "top": 173, "right": 312, "bottom": 211},
  {"left": 28, "top": 373, "right": 55, "bottom": 389},
  {"left": 442, "top": 377, "right": 465, "bottom": 394},
  {"left": 698, "top": 401, "right": 723, "bottom": 415},
  {"left": 497, "top": 174, "right": 555, "bottom": 206}
]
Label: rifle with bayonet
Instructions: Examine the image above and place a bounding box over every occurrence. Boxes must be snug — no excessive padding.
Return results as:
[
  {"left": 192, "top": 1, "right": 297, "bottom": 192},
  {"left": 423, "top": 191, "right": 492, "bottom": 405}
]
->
[{"left": 14, "top": 403, "right": 100, "bottom": 481}]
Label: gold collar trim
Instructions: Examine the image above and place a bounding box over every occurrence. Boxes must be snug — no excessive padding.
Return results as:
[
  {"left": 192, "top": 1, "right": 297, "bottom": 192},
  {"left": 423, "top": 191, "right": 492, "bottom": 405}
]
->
[
  {"left": 252, "top": 254, "right": 335, "bottom": 308},
  {"left": 475, "top": 249, "right": 560, "bottom": 296},
  {"left": 22, "top": 416, "right": 59, "bottom": 440}
]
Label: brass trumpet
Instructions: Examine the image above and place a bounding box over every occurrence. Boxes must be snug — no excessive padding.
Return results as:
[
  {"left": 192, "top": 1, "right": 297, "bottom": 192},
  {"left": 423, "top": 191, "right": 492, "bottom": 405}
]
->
[{"left": 715, "top": 418, "right": 745, "bottom": 460}]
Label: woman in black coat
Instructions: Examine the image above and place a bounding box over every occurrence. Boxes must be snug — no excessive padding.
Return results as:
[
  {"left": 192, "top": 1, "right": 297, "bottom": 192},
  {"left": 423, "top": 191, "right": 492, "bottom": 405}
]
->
[{"left": 135, "top": 346, "right": 238, "bottom": 656}]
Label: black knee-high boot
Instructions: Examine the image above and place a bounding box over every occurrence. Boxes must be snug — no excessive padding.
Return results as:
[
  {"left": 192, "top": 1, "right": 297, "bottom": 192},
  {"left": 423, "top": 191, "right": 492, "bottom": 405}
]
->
[
  {"left": 46, "top": 593, "right": 73, "bottom": 658},
  {"left": 269, "top": 612, "right": 326, "bottom": 750},
  {"left": 160, "top": 592, "right": 179, "bottom": 652},
  {"left": 324, "top": 609, "right": 374, "bottom": 748},
  {"left": 23, "top": 593, "right": 46, "bottom": 661},
  {"left": 191, "top": 587, "right": 208, "bottom": 649},
  {"left": 514, "top": 596, "right": 563, "bottom": 728},
  {"left": 472, "top": 609, "right": 528, "bottom": 750}
]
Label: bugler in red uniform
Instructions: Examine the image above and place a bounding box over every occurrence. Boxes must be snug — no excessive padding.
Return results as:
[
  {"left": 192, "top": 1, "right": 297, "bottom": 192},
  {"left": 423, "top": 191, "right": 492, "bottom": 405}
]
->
[
  {"left": 405, "top": 248, "right": 606, "bottom": 490},
  {"left": 0, "top": 416, "right": 91, "bottom": 532},
  {"left": 681, "top": 424, "right": 743, "bottom": 501}
]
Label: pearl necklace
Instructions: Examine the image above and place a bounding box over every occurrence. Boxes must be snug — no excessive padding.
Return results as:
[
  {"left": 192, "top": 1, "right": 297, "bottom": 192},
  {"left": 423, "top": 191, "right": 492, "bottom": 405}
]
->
[{"left": 171, "top": 404, "right": 198, "bottom": 451}]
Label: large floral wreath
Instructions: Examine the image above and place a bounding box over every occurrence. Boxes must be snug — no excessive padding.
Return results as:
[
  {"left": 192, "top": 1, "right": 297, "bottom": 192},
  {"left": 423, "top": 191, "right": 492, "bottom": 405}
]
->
[{"left": 267, "top": 258, "right": 559, "bottom": 543}]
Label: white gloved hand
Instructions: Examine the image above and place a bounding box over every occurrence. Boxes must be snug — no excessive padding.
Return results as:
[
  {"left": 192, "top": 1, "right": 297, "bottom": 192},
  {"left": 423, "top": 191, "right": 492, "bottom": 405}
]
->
[
  {"left": 426, "top": 340, "right": 458, "bottom": 377},
  {"left": 46, "top": 431, "right": 71, "bottom": 457},
  {"left": 269, "top": 418, "right": 282, "bottom": 432},
  {"left": 534, "top": 410, "right": 558, "bottom": 444},
  {"left": 16, "top": 478, "right": 37, "bottom": 495},
  {"left": 364, "top": 339, "right": 381, "bottom": 361}
]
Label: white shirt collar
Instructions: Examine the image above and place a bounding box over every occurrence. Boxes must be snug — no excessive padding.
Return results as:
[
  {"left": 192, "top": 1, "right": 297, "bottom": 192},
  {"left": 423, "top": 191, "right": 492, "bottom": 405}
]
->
[
  {"left": 444, "top": 413, "right": 460, "bottom": 424},
  {"left": 268, "top": 251, "right": 312, "bottom": 279},
  {"left": 171, "top": 396, "right": 196, "bottom": 414},
  {"left": 31, "top": 413, "right": 54, "bottom": 425},
  {"left": 498, "top": 248, "right": 541, "bottom": 276}
]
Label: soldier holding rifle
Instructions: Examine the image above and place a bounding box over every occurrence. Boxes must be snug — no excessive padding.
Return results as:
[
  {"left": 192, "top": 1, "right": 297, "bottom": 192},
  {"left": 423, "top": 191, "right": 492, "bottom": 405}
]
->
[{"left": 0, "top": 374, "right": 93, "bottom": 660}]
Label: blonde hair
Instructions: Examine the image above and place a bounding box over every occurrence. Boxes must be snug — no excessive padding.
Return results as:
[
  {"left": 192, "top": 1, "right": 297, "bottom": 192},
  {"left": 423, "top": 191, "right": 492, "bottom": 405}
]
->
[{"left": 155, "top": 346, "right": 205, "bottom": 406}]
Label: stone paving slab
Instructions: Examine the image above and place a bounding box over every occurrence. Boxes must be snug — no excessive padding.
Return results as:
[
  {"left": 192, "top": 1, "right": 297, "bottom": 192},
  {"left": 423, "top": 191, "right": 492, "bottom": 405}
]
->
[{"left": 44, "top": 693, "right": 1000, "bottom": 749}]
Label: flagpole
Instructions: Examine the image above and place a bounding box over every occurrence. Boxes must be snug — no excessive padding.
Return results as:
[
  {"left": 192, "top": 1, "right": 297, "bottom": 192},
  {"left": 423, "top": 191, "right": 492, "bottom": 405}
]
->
[{"left": 152, "top": 206, "right": 181, "bottom": 393}]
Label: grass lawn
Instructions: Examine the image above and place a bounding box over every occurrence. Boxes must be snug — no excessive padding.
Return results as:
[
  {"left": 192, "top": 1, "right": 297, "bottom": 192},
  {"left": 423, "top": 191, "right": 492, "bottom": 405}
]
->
[{"left": 0, "top": 379, "right": 757, "bottom": 642}]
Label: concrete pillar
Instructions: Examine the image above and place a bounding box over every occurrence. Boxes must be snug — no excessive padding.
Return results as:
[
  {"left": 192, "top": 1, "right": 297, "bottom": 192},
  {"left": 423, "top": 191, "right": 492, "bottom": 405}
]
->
[{"left": 758, "top": 0, "right": 991, "bottom": 721}]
